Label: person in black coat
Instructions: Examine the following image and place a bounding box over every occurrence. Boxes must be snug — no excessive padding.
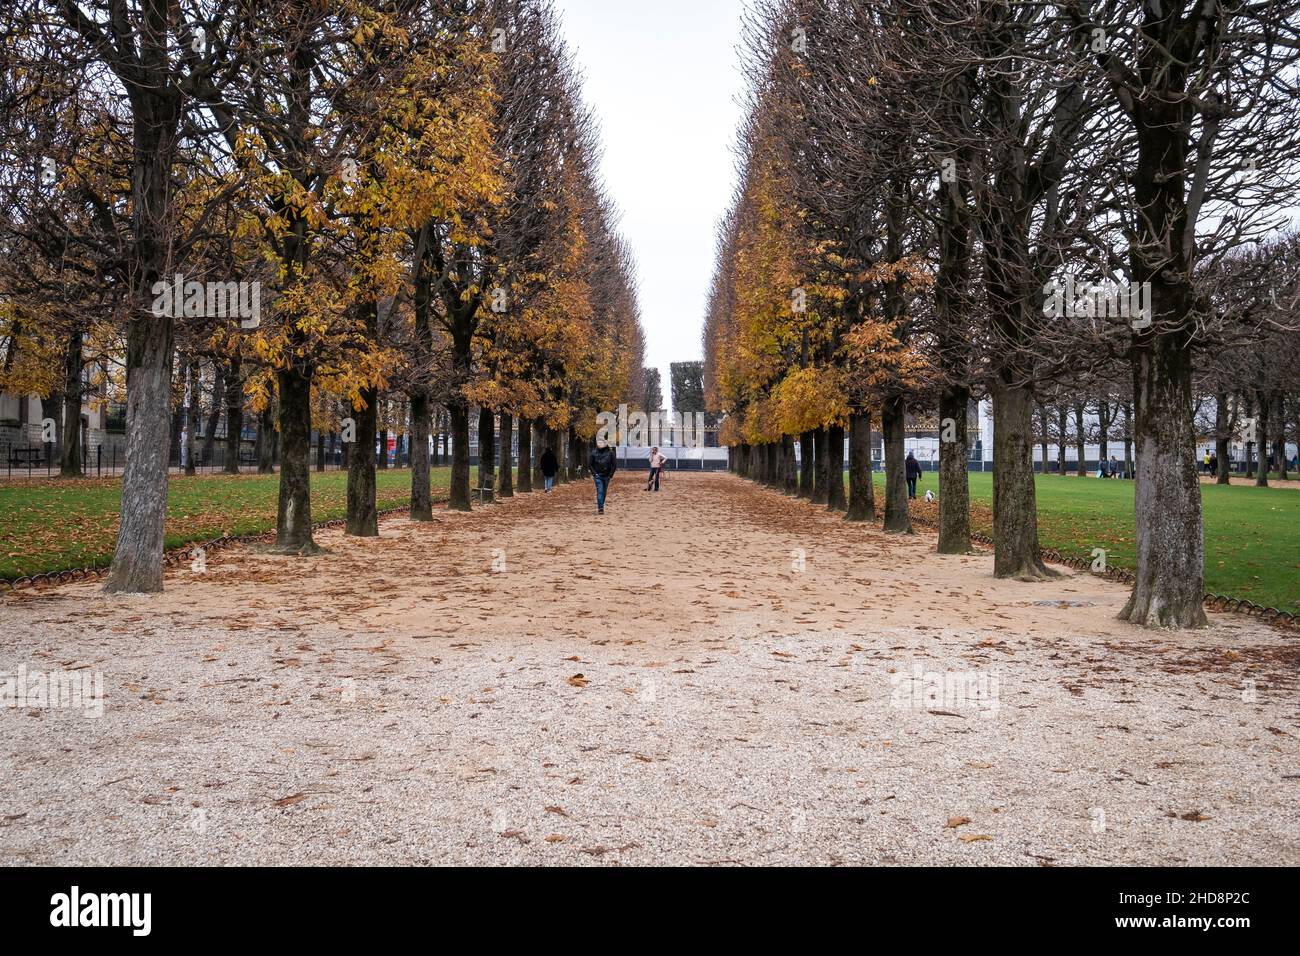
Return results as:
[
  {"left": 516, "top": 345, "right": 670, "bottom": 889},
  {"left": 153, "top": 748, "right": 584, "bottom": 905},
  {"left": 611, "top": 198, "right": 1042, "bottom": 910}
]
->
[
  {"left": 589, "top": 438, "right": 617, "bottom": 514},
  {"left": 905, "top": 451, "right": 922, "bottom": 500},
  {"left": 540, "top": 447, "right": 558, "bottom": 492}
]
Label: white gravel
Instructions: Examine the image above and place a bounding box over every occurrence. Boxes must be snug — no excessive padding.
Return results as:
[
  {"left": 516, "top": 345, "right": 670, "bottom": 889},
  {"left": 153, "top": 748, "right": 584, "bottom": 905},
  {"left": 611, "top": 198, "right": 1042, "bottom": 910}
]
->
[{"left": 2, "top": 474, "right": 1297, "bottom": 865}]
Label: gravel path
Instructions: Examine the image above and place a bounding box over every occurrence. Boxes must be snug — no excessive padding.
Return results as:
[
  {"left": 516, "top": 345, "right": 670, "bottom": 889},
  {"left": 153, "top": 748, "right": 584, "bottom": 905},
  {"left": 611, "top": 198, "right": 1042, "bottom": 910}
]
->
[{"left": 1, "top": 472, "right": 1296, "bottom": 865}]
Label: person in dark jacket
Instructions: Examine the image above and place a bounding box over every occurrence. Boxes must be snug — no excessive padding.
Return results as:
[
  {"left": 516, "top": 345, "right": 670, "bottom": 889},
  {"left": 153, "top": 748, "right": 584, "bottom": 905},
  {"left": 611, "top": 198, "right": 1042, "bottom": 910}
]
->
[
  {"left": 540, "top": 447, "right": 558, "bottom": 492},
  {"left": 905, "top": 451, "right": 922, "bottom": 500},
  {"left": 589, "top": 437, "right": 617, "bottom": 514}
]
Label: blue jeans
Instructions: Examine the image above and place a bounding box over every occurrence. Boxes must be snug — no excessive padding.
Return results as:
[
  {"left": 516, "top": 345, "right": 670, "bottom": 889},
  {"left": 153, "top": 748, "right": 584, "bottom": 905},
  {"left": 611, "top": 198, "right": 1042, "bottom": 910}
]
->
[
  {"left": 647, "top": 467, "right": 661, "bottom": 490},
  {"left": 544, "top": 475, "right": 554, "bottom": 491},
  {"left": 593, "top": 473, "right": 610, "bottom": 510}
]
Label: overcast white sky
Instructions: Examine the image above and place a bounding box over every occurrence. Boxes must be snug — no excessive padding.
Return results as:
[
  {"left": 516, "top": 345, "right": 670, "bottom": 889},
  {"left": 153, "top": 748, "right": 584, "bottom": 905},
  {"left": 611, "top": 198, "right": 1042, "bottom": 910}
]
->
[{"left": 552, "top": 0, "right": 748, "bottom": 409}]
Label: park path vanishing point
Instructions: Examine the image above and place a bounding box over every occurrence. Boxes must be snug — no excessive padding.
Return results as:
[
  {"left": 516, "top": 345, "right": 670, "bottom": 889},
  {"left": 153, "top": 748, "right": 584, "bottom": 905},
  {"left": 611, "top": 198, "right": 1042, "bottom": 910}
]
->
[{"left": 1, "top": 472, "right": 1296, "bottom": 865}]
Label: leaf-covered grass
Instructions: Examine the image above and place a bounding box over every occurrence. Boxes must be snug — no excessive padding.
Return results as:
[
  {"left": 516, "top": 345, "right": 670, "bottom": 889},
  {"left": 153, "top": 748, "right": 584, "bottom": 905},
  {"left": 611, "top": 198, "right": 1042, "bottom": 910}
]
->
[
  {"left": 903, "top": 470, "right": 1300, "bottom": 614},
  {"left": 0, "top": 467, "right": 453, "bottom": 579}
]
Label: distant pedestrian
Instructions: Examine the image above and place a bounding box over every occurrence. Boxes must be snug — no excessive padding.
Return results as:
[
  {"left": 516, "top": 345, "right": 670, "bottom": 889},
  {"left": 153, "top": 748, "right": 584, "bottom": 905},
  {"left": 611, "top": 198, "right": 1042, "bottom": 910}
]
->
[
  {"left": 540, "top": 447, "right": 558, "bottom": 492},
  {"left": 1209, "top": 452, "right": 1217, "bottom": 475},
  {"left": 1110, "top": 455, "right": 1120, "bottom": 478},
  {"left": 1203, "top": 449, "right": 1211, "bottom": 474},
  {"left": 645, "top": 446, "right": 666, "bottom": 491},
  {"left": 905, "top": 451, "right": 922, "bottom": 500},
  {"left": 589, "top": 437, "right": 617, "bottom": 515}
]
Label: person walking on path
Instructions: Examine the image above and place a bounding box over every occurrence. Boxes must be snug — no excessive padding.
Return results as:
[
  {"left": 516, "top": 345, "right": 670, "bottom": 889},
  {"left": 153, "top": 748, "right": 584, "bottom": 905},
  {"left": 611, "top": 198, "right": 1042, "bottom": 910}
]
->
[
  {"left": 589, "top": 438, "right": 617, "bottom": 514},
  {"left": 645, "top": 446, "right": 666, "bottom": 491},
  {"left": 905, "top": 451, "right": 922, "bottom": 500},
  {"left": 540, "top": 446, "right": 558, "bottom": 492}
]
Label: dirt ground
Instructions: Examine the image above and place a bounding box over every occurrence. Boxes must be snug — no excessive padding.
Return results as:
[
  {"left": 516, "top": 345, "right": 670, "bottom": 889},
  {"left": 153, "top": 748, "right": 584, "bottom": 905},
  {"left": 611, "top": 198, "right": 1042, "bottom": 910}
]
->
[
  {"left": 1, "top": 472, "right": 1297, "bottom": 865},
  {"left": 1198, "top": 474, "right": 1300, "bottom": 489}
]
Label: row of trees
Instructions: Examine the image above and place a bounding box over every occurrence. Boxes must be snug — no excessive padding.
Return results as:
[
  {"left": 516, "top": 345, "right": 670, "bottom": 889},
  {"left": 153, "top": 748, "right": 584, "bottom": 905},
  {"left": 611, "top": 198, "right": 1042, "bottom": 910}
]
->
[
  {"left": 704, "top": 0, "right": 1300, "bottom": 628},
  {"left": 0, "top": 0, "right": 644, "bottom": 592}
]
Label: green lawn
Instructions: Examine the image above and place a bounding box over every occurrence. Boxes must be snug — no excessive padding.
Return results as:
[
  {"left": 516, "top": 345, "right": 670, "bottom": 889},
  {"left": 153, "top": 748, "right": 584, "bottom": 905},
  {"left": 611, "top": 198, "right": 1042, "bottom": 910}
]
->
[
  {"left": 0, "top": 467, "right": 453, "bottom": 579},
  {"left": 904, "top": 470, "right": 1299, "bottom": 614},
  {"left": 5, "top": 466, "right": 1296, "bottom": 614}
]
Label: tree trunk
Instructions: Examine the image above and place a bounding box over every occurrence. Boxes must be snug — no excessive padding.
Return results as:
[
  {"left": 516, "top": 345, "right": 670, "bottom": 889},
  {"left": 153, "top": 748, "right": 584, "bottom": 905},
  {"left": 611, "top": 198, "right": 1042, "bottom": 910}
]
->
[
  {"left": 812, "top": 427, "right": 829, "bottom": 504},
  {"left": 103, "top": 313, "right": 175, "bottom": 592},
  {"left": 1255, "top": 390, "right": 1269, "bottom": 487},
  {"left": 167, "top": 388, "right": 182, "bottom": 473},
  {"left": 781, "top": 434, "right": 797, "bottom": 493},
  {"left": 1123, "top": 402, "right": 1134, "bottom": 480},
  {"left": 826, "top": 424, "right": 847, "bottom": 511},
  {"left": 59, "top": 329, "right": 85, "bottom": 477},
  {"left": 1243, "top": 395, "right": 1255, "bottom": 478},
  {"left": 258, "top": 399, "right": 276, "bottom": 474},
  {"left": 184, "top": 359, "right": 198, "bottom": 476},
  {"left": 42, "top": 392, "right": 62, "bottom": 466},
  {"left": 881, "top": 395, "right": 911, "bottom": 534},
  {"left": 498, "top": 412, "right": 514, "bottom": 497},
  {"left": 1214, "top": 392, "right": 1231, "bottom": 484},
  {"left": 516, "top": 416, "right": 533, "bottom": 492},
  {"left": 568, "top": 426, "right": 582, "bottom": 481},
  {"left": 315, "top": 426, "right": 325, "bottom": 473},
  {"left": 346, "top": 386, "right": 378, "bottom": 536},
  {"left": 377, "top": 426, "right": 388, "bottom": 470},
  {"left": 532, "top": 420, "right": 546, "bottom": 488},
  {"left": 1097, "top": 399, "right": 1110, "bottom": 463},
  {"left": 937, "top": 386, "right": 971, "bottom": 553},
  {"left": 448, "top": 401, "right": 471, "bottom": 511},
  {"left": 1056, "top": 406, "right": 1068, "bottom": 476},
  {"left": 201, "top": 362, "right": 224, "bottom": 466},
  {"left": 1074, "top": 401, "right": 1087, "bottom": 476},
  {"left": 223, "top": 357, "right": 243, "bottom": 474},
  {"left": 273, "top": 367, "right": 318, "bottom": 554},
  {"left": 409, "top": 392, "right": 433, "bottom": 520},
  {"left": 991, "top": 384, "right": 1053, "bottom": 579},
  {"left": 1120, "top": 338, "right": 1206, "bottom": 627},
  {"left": 846, "top": 410, "right": 876, "bottom": 522},
  {"left": 798, "top": 430, "right": 814, "bottom": 497},
  {"left": 1039, "top": 403, "right": 1050, "bottom": 475},
  {"left": 1275, "top": 395, "right": 1288, "bottom": 481}
]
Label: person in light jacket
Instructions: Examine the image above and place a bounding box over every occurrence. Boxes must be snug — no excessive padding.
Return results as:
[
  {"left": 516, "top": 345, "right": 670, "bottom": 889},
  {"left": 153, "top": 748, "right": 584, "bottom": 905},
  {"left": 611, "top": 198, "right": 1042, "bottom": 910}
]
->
[{"left": 645, "top": 446, "right": 666, "bottom": 491}]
